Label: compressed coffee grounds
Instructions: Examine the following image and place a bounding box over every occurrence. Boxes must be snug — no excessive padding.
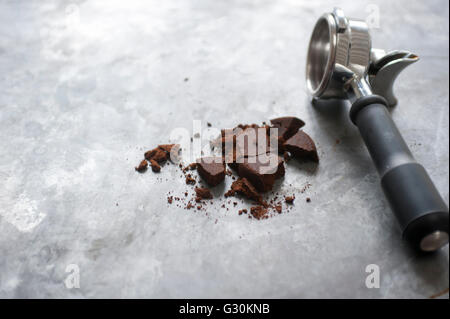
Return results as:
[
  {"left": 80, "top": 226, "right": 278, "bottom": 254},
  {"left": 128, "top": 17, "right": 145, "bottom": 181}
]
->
[
  {"left": 237, "top": 154, "right": 285, "bottom": 192},
  {"left": 134, "top": 116, "right": 318, "bottom": 219},
  {"left": 283, "top": 130, "right": 319, "bottom": 163},
  {"left": 135, "top": 160, "right": 148, "bottom": 172},
  {"left": 270, "top": 116, "right": 305, "bottom": 144},
  {"left": 250, "top": 206, "right": 269, "bottom": 220},
  {"left": 150, "top": 159, "right": 161, "bottom": 172},
  {"left": 196, "top": 157, "right": 226, "bottom": 186},
  {"left": 195, "top": 187, "right": 213, "bottom": 201},
  {"left": 225, "top": 177, "right": 265, "bottom": 206}
]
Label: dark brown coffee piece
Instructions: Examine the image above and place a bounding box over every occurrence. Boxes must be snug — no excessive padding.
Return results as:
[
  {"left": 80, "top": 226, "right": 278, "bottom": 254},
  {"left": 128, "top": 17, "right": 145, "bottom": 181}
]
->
[
  {"left": 145, "top": 147, "right": 168, "bottom": 163},
  {"left": 145, "top": 144, "right": 180, "bottom": 165},
  {"left": 237, "top": 153, "right": 285, "bottom": 192},
  {"left": 195, "top": 187, "right": 213, "bottom": 200},
  {"left": 216, "top": 128, "right": 238, "bottom": 152},
  {"left": 135, "top": 117, "right": 318, "bottom": 220},
  {"left": 150, "top": 159, "right": 161, "bottom": 172},
  {"left": 225, "top": 177, "right": 265, "bottom": 205},
  {"left": 158, "top": 144, "right": 176, "bottom": 153},
  {"left": 182, "top": 162, "right": 197, "bottom": 173},
  {"left": 215, "top": 126, "right": 272, "bottom": 158},
  {"left": 234, "top": 127, "right": 272, "bottom": 158},
  {"left": 225, "top": 151, "right": 240, "bottom": 171},
  {"left": 250, "top": 206, "right": 268, "bottom": 220},
  {"left": 185, "top": 174, "right": 196, "bottom": 185},
  {"left": 144, "top": 149, "right": 157, "bottom": 160},
  {"left": 283, "top": 130, "right": 319, "bottom": 163},
  {"left": 270, "top": 116, "right": 305, "bottom": 141},
  {"left": 135, "top": 160, "right": 148, "bottom": 172},
  {"left": 238, "top": 209, "right": 248, "bottom": 215},
  {"left": 186, "top": 202, "right": 194, "bottom": 209},
  {"left": 196, "top": 157, "right": 226, "bottom": 186},
  {"left": 285, "top": 195, "right": 295, "bottom": 204}
]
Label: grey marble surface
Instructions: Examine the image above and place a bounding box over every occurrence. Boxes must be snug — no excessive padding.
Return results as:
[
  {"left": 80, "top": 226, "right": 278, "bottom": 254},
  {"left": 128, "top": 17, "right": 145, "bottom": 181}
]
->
[{"left": 0, "top": 0, "right": 448, "bottom": 298}]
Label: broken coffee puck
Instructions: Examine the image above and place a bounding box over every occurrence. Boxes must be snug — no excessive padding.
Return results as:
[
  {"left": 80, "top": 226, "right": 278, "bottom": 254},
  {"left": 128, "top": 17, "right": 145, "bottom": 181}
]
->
[
  {"left": 135, "top": 160, "right": 148, "bottom": 172},
  {"left": 283, "top": 130, "right": 319, "bottom": 163},
  {"left": 134, "top": 116, "right": 318, "bottom": 219},
  {"left": 270, "top": 116, "right": 305, "bottom": 142},
  {"left": 237, "top": 153, "right": 285, "bottom": 192},
  {"left": 225, "top": 177, "right": 265, "bottom": 205},
  {"left": 195, "top": 187, "right": 213, "bottom": 200},
  {"left": 196, "top": 157, "right": 226, "bottom": 187},
  {"left": 150, "top": 159, "right": 161, "bottom": 172}
]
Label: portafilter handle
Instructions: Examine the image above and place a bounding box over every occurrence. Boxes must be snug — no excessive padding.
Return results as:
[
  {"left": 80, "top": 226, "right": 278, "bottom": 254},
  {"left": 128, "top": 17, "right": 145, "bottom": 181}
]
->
[{"left": 349, "top": 94, "right": 449, "bottom": 252}]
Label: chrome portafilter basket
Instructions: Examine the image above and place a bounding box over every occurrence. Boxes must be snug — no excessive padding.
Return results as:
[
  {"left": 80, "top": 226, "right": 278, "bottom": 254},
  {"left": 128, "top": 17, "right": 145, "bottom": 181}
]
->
[{"left": 306, "top": 8, "right": 449, "bottom": 252}]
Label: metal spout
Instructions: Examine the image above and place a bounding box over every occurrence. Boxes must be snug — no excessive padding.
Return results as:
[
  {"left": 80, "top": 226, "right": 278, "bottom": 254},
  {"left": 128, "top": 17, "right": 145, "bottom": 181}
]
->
[{"left": 369, "top": 50, "right": 419, "bottom": 107}]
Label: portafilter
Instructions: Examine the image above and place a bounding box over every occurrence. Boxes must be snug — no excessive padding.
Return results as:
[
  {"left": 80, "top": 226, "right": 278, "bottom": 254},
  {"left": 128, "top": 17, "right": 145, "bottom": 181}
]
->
[{"left": 306, "top": 8, "right": 449, "bottom": 252}]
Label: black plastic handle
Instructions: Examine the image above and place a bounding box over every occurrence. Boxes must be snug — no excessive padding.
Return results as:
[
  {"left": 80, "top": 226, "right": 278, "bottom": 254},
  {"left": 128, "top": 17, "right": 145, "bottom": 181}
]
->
[{"left": 350, "top": 95, "right": 449, "bottom": 252}]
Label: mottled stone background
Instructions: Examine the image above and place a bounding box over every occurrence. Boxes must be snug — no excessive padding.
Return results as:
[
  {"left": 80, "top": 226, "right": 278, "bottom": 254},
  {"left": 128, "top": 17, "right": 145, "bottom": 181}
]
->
[{"left": 0, "top": 0, "right": 448, "bottom": 298}]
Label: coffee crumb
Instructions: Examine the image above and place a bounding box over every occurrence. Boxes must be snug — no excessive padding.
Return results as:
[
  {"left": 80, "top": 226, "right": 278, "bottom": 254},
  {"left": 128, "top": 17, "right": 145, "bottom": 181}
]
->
[
  {"left": 225, "top": 178, "right": 265, "bottom": 206},
  {"left": 186, "top": 174, "right": 196, "bottom": 185},
  {"left": 250, "top": 206, "right": 268, "bottom": 220},
  {"left": 186, "top": 202, "right": 194, "bottom": 209},
  {"left": 306, "top": 197, "right": 311, "bottom": 203},
  {"left": 238, "top": 209, "right": 248, "bottom": 215},
  {"left": 285, "top": 195, "right": 295, "bottom": 204},
  {"left": 135, "top": 160, "right": 148, "bottom": 172},
  {"left": 195, "top": 187, "right": 213, "bottom": 200}
]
